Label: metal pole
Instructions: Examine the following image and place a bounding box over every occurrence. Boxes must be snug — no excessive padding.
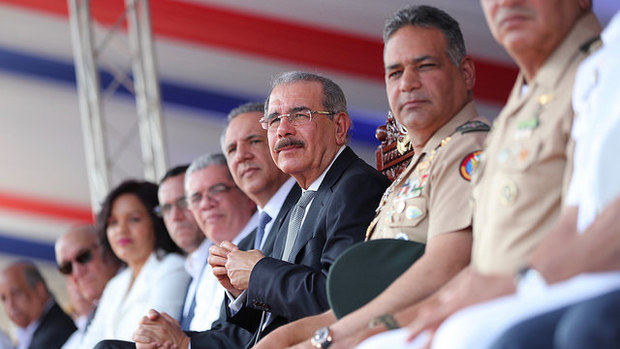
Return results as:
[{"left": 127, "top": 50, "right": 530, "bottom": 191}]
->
[
  {"left": 68, "top": 0, "right": 109, "bottom": 215},
  {"left": 126, "top": 0, "right": 167, "bottom": 182}
]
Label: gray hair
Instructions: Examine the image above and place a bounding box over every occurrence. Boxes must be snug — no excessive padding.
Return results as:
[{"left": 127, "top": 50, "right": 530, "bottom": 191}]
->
[
  {"left": 383, "top": 5, "right": 466, "bottom": 66},
  {"left": 220, "top": 102, "right": 265, "bottom": 153},
  {"left": 5, "top": 261, "right": 50, "bottom": 294},
  {"left": 227, "top": 102, "right": 265, "bottom": 121},
  {"left": 184, "top": 153, "right": 229, "bottom": 192},
  {"left": 265, "top": 71, "right": 347, "bottom": 115}
]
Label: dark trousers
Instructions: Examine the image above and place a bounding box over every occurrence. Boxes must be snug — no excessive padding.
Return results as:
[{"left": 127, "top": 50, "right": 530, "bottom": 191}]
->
[
  {"left": 94, "top": 340, "right": 135, "bottom": 349},
  {"left": 492, "top": 288, "right": 620, "bottom": 349}
]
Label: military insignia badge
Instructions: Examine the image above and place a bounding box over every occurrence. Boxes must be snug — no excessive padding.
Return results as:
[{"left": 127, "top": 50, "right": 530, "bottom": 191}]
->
[
  {"left": 460, "top": 150, "right": 483, "bottom": 181},
  {"left": 395, "top": 233, "right": 409, "bottom": 241},
  {"left": 456, "top": 121, "right": 491, "bottom": 134},
  {"left": 406, "top": 206, "right": 423, "bottom": 220},
  {"left": 500, "top": 179, "right": 518, "bottom": 206}
]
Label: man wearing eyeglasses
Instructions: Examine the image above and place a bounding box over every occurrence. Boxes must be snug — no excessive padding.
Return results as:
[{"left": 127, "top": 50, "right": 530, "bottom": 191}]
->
[
  {"left": 155, "top": 164, "right": 220, "bottom": 333},
  {"left": 55, "top": 225, "right": 120, "bottom": 348},
  {"left": 203, "top": 71, "right": 389, "bottom": 346},
  {"left": 99, "top": 103, "right": 301, "bottom": 349}
]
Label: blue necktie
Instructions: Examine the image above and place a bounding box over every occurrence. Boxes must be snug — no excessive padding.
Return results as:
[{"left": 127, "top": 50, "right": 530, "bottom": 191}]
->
[
  {"left": 179, "top": 258, "right": 207, "bottom": 331},
  {"left": 254, "top": 211, "right": 272, "bottom": 250},
  {"left": 180, "top": 293, "right": 197, "bottom": 331}
]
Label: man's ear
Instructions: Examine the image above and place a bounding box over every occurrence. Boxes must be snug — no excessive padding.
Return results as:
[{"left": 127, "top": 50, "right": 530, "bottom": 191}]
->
[
  {"left": 578, "top": 0, "right": 591, "bottom": 11},
  {"left": 34, "top": 281, "right": 48, "bottom": 299},
  {"left": 333, "top": 112, "right": 351, "bottom": 146},
  {"left": 459, "top": 55, "right": 476, "bottom": 91}
]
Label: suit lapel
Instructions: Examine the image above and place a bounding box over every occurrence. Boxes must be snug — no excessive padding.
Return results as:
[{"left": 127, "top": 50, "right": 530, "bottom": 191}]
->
[
  {"left": 263, "top": 185, "right": 301, "bottom": 257},
  {"left": 286, "top": 147, "right": 357, "bottom": 262}
]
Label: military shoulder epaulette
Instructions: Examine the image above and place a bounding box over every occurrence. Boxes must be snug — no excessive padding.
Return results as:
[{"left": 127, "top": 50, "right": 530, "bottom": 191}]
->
[
  {"left": 580, "top": 35, "right": 602, "bottom": 56},
  {"left": 456, "top": 120, "right": 490, "bottom": 134}
]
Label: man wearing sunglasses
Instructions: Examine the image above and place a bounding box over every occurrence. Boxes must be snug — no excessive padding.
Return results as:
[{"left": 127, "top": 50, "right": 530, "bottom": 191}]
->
[{"left": 55, "top": 225, "right": 121, "bottom": 348}]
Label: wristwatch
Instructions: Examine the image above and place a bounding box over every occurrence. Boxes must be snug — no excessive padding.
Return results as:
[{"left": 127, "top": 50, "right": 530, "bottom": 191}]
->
[{"left": 310, "top": 326, "right": 333, "bottom": 348}]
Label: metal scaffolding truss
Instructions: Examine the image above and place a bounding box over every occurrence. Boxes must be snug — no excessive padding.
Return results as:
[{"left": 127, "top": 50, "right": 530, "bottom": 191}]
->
[{"left": 68, "top": 0, "right": 168, "bottom": 214}]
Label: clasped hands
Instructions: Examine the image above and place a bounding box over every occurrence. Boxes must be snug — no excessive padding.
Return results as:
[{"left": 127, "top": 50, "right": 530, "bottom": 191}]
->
[{"left": 208, "top": 241, "right": 265, "bottom": 297}]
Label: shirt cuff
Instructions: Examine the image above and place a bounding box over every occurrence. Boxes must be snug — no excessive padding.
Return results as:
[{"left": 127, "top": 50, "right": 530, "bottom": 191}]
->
[{"left": 226, "top": 289, "right": 247, "bottom": 315}]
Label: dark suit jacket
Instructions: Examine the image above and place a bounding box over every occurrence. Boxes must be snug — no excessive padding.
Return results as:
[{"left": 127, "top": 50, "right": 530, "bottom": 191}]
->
[
  {"left": 29, "top": 301, "right": 76, "bottom": 349},
  {"left": 187, "top": 183, "right": 301, "bottom": 348},
  {"left": 229, "top": 147, "right": 390, "bottom": 340}
]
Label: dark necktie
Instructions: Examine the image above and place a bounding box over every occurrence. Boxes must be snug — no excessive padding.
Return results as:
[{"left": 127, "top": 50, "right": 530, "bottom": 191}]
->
[
  {"left": 254, "top": 211, "right": 272, "bottom": 250},
  {"left": 281, "top": 190, "right": 316, "bottom": 262}
]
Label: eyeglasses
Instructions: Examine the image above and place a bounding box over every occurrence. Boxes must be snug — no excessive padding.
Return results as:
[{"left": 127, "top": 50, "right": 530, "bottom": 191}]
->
[
  {"left": 259, "top": 109, "right": 334, "bottom": 130},
  {"left": 57, "top": 248, "right": 96, "bottom": 275},
  {"left": 154, "top": 197, "right": 189, "bottom": 217},
  {"left": 187, "top": 183, "right": 235, "bottom": 208}
]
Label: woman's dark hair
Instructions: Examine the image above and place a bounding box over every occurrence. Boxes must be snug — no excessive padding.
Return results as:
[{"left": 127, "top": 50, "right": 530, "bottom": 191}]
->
[{"left": 96, "top": 179, "right": 183, "bottom": 265}]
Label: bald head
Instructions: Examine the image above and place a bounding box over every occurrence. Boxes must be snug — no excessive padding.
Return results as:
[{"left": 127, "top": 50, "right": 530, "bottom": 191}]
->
[
  {"left": 55, "top": 225, "right": 119, "bottom": 303},
  {"left": 0, "top": 261, "right": 49, "bottom": 328}
]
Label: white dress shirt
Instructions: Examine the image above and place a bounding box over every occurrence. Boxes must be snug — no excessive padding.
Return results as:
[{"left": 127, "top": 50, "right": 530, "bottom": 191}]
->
[
  {"left": 299, "top": 146, "right": 345, "bottom": 225},
  {"left": 257, "top": 177, "right": 296, "bottom": 249},
  {"left": 15, "top": 300, "right": 53, "bottom": 349},
  {"left": 0, "top": 328, "right": 12, "bottom": 349},
  {"left": 60, "top": 313, "right": 90, "bottom": 349},
  {"left": 183, "top": 213, "right": 257, "bottom": 331}
]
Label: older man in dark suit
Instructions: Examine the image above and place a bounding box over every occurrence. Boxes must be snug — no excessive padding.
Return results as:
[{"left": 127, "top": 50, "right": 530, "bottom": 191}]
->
[
  {"left": 0, "top": 261, "right": 76, "bottom": 349},
  {"left": 210, "top": 71, "right": 390, "bottom": 345}
]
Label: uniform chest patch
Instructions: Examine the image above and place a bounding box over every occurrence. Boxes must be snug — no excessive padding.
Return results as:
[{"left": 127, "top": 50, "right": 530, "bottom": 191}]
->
[{"left": 460, "top": 150, "right": 483, "bottom": 181}]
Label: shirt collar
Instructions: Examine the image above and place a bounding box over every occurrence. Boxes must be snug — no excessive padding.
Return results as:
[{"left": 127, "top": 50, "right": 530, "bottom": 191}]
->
[
  {"left": 420, "top": 101, "right": 479, "bottom": 155},
  {"left": 259, "top": 177, "right": 296, "bottom": 220},
  {"left": 529, "top": 13, "right": 601, "bottom": 91},
  {"left": 184, "top": 239, "right": 212, "bottom": 278},
  {"left": 306, "top": 145, "right": 345, "bottom": 192},
  {"left": 16, "top": 299, "right": 54, "bottom": 346},
  {"left": 233, "top": 211, "right": 259, "bottom": 244}
]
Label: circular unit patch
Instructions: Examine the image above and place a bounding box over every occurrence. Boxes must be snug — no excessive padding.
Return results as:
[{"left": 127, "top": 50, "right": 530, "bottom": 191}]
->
[{"left": 460, "top": 150, "right": 483, "bottom": 181}]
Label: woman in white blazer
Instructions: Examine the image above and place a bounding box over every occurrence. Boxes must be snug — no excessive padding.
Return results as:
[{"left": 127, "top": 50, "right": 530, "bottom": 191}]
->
[{"left": 82, "top": 180, "right": 190, "bottom": 348}]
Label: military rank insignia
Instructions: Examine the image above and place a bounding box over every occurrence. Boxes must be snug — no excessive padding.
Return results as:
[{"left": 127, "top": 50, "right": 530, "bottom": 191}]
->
[{"left": 460, "top": 150, "right": 482, "bottom": 181}]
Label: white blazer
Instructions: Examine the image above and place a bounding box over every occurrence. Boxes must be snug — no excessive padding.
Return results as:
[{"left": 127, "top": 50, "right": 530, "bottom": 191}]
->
[{"left": 82, "top": 251, "right": 190, "bottom": 347}]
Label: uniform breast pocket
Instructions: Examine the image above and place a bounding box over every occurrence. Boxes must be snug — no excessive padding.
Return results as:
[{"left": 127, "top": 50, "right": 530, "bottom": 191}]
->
[
  {"left": 390, "top": 197, "right": 428, "bottom": 228},
  {"left": 497, "top": 139, "right": 543, "bottom": 172}
]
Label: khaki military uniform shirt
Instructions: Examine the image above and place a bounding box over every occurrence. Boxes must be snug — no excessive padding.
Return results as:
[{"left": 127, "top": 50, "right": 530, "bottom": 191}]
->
[
  {"left": 471, "top": 13, "right": 602, "bottom": 274},
  {"left": 367, "top": 101, "right": 488, "bottom": 243}
]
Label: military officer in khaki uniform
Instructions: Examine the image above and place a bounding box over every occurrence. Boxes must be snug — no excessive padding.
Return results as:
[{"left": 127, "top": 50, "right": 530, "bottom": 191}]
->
[
  {"left": 353, "top": 1, "right": 604, "bottom": 348},
  {"left": 471, "top": 11, "right": 602, "bottom": 274},
  {"left": 367, "top": 101, "right": 487, "bottom": 243},
  {"left": 254, "top": 6, "right": 490, "bottom": 349}
]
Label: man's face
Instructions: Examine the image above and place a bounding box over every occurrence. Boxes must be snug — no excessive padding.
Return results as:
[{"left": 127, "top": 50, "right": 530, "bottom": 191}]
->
[
  {"left": 158, "top": 174, "right": 203, "bottom": 253},
  {"left": 481, "top": 0, "right": 585, "bottom": 57},
  {"left": 186, "top": 165, "right": 256, "bottom": 244},
  {"left": 55, "top": 229, "right": 114, "bottom": 302},
  {"left": 384, "top": 26, "right": 471, "bottom": 134},
  {"left": 224, "top": 112, "right": 289, "bottom": 205},
  {"left": 266, "top": 81, "right": 347, "bottom": 181},
  {"left": 0, "top": 267, "right": 46, "bottom": 328}
]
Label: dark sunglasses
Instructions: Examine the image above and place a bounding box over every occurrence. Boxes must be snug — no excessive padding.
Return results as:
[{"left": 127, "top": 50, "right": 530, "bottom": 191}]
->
[{"left": 57, "top": 249, "right": 94, "bottom": 275}]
